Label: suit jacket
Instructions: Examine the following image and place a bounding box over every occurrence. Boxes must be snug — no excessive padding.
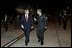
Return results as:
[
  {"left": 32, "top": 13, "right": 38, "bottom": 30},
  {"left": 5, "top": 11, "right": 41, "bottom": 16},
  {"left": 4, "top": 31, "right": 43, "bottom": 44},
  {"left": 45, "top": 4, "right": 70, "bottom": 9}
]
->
[
  {"left": 37, "top": 14, "right": 47, "bottom": 30},
  {"left": 20, "top": 15, "right": 33, "bottom": 30}
]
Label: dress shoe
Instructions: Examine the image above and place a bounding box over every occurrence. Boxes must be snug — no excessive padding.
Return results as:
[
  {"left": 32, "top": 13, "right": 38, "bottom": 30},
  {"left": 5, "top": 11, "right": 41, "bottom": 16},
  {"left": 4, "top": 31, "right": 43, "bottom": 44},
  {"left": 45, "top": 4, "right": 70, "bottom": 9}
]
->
[
  {"left": 38, "top": 40, "right": 40, "bottom": 42},
  {"left": 25, "top": 43, "right": 28, "bottom": 46},
  {"left": 41, "top": 41, "right": 44, "bottom": 45}
]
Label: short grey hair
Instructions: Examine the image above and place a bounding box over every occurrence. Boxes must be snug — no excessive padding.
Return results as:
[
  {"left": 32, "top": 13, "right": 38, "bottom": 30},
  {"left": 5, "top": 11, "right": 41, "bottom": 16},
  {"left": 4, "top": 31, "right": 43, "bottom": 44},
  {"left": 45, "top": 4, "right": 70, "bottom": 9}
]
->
[{"left": 37, "top": 9, "right": 42, "bottom": 12}]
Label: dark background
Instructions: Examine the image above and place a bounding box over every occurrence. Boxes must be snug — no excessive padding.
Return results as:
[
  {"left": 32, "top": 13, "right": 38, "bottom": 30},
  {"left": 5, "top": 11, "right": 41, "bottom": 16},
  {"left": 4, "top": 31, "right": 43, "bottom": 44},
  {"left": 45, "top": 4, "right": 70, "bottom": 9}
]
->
[{"left": 0, "top": 0, "right": 71, "bottom": 15}]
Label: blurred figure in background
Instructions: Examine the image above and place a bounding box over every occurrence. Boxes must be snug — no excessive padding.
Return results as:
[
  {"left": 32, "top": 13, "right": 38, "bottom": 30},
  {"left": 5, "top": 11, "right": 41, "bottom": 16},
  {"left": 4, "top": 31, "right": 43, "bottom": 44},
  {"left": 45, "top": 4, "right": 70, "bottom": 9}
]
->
[
  {"left": 14, "top": 15, "right": 20, "bottom": 29},
  {"left": 57, "top": 11, "right": 62, "bottom": 26},
  {"left": 4, "top": 14, "right": 8, "bottom": 31},
  {"left": 62, "top": 6, "right": 71, "bottom": 30}
]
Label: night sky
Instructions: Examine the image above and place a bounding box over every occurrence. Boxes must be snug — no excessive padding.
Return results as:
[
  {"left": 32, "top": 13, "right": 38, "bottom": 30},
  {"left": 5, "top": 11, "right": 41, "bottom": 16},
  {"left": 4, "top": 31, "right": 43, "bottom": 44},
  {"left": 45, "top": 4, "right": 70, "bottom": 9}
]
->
[{"left": 0, "top": 0, "right": 71, "bottom": 14}]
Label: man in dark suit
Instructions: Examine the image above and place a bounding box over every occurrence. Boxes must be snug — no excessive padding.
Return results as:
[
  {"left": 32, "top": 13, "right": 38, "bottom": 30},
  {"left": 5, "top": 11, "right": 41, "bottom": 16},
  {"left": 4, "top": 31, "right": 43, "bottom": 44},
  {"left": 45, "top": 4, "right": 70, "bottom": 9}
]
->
[
  {"left": 20, "top": 9, "right": 33, "bottom": 45},
  {"left": 35, "top": 9, "right": 47, "bottom": 45}
]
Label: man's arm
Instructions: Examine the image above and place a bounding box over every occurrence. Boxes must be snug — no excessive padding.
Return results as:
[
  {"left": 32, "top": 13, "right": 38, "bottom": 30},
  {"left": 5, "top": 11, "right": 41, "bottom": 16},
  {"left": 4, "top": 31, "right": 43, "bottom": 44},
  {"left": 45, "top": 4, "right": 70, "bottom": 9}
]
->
[
  {"left": 30, "top": 16, "right": 34, "bottom": 29},
  {"left": 44, "top": 14, "right": 47, "bottom": 21},
  {"left": 20, "top": 16, "right": 24, "bottom": 29},
  {"left": 44, "top": 15, "right": 47, "bottom": 29}
]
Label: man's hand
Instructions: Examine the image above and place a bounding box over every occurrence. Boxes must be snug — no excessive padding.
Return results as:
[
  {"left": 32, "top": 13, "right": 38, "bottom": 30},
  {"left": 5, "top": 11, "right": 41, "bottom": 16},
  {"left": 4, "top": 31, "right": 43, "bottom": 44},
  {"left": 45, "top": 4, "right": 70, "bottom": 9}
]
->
[
  {"left": 45, "top": 26, "right": 47, "bottom": 29},
  {"left": 31, "top": 26, "right": 33, "bottom": 29},
  {"left": 46, "top": 17, "right": 47, "bottom": 20},
  {"left": 34, "top": 18, "right": 36, "bottom": 21},
  {"left": 21, "top": 25, "right": 24, "bottom": 29}
]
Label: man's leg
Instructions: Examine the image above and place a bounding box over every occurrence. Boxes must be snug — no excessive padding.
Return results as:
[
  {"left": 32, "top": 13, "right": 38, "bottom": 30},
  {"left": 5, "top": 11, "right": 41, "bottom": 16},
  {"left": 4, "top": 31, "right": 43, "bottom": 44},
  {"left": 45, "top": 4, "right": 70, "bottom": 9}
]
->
[
  {"left": 58, "top": 16, "right": 61, "bottom": 26},
  {"left": 4, "top": 22, "right": 8, "bottom": 31},
  {"left": 24, "top": 29, "right": 30, "bottom": 45},
  {"left": 63, "top": 18, "right": 67, "bottom": 30},
  {"left": 37, "top": 29, "right": 44, "bottom": 45},
  {"left": 40, "top": 29, "right": 44, "bottom": 45},
  {"left": 59, "top": 19, "right": 61, "bottom": 26},
  {"left": 37, "top": 29, "right": 41, "bottom": 42}
]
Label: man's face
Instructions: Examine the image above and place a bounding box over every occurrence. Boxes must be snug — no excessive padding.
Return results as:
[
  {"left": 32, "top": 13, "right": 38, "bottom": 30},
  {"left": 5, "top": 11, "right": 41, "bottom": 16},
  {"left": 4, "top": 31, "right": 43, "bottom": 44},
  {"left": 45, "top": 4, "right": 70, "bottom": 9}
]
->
[
  {"left": 37, "top": 10, "right": 41, "bottom": 15},
  {"left": 25, "top": 10, "right": 29, "bottom": 14}
]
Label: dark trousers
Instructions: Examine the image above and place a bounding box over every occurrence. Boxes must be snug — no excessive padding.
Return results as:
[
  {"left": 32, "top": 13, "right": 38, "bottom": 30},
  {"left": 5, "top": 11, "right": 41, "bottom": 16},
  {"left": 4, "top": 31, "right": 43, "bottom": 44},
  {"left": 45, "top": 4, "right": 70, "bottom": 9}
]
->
[
  {"left": 4, "top": 22, "right": 8, "bottom": 31},
  {"left": 58, "top": 16, "right": 62, "bottom": 26},
  {"left": 23, "top": 29, "right": 30, "bottom": 43},
  {"left": 58, "top": 19, "right": 61, "bottom": 26},
  {"left": 37, "top": 29, "right": 44, "bottom": 43},
  {"left": 63, "top": 19, "right": 67, "bottom": 30},
  {"left": 62, "top": 16, "right": 67, "bottom": 30}
]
